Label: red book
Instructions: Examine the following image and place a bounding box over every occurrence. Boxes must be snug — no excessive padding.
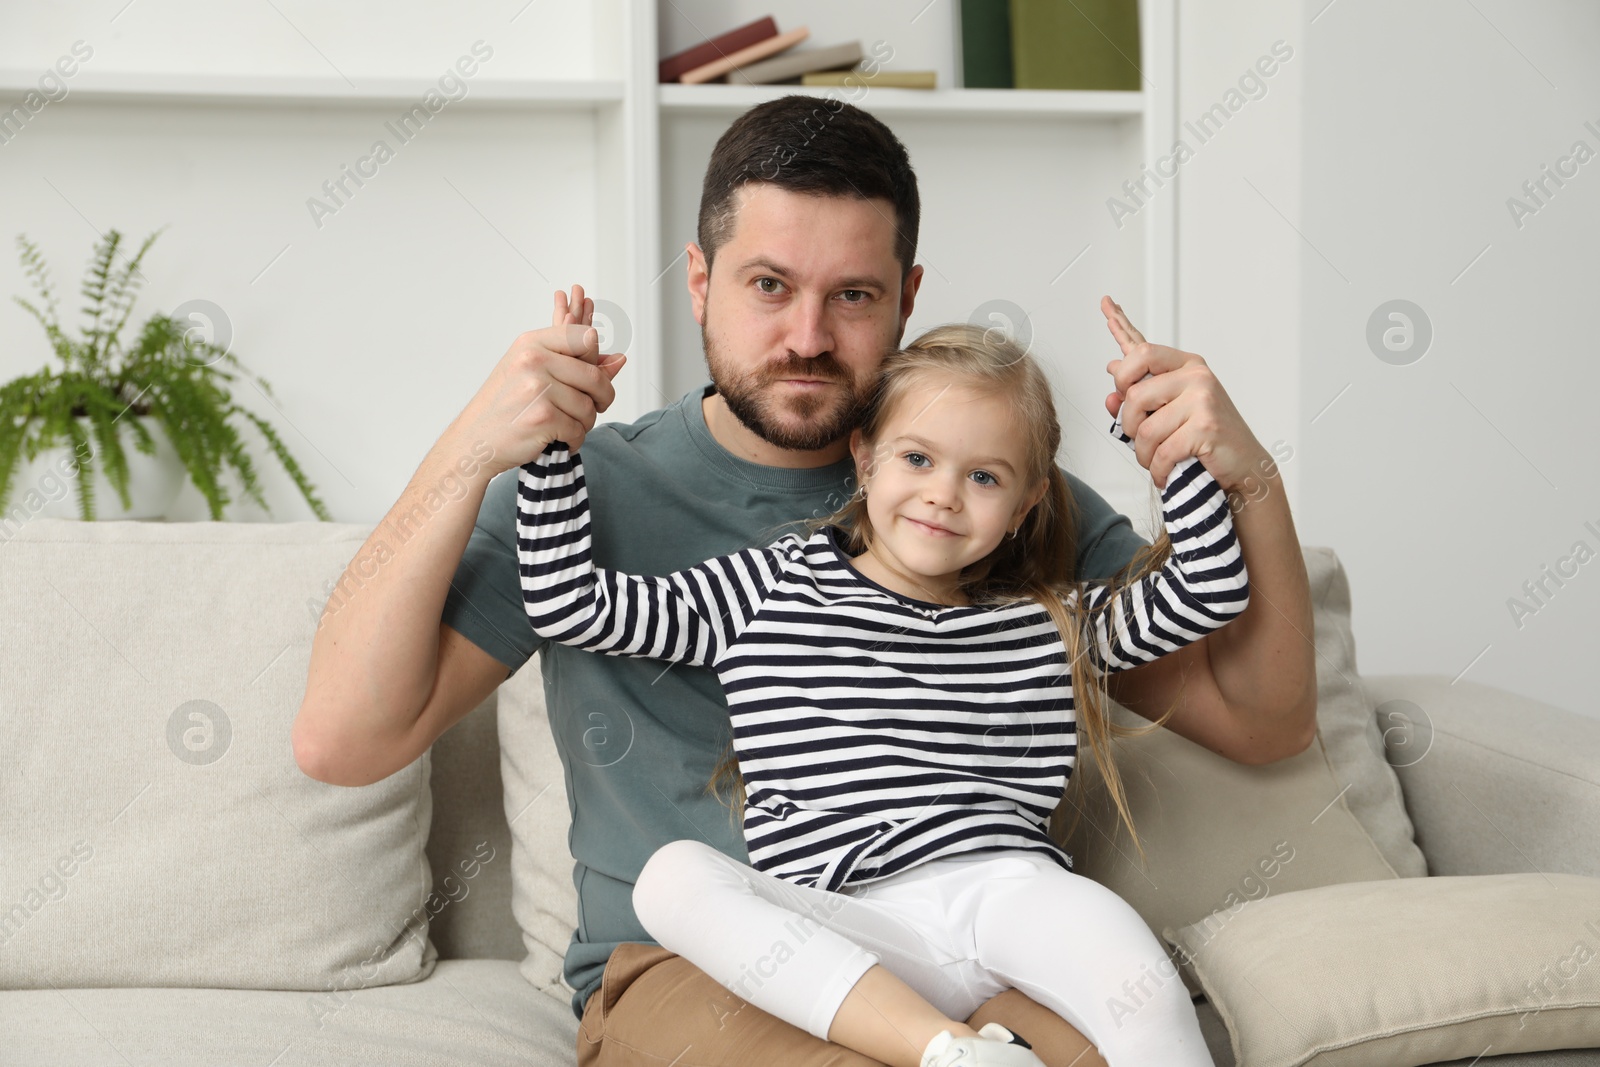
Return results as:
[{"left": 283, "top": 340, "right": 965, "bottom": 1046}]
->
[
  {"left": 681, "top": 27, "right": 808, "bottom": 85},
  {"left": 659, "top": 16, "right": 778, "bottom": 83}
]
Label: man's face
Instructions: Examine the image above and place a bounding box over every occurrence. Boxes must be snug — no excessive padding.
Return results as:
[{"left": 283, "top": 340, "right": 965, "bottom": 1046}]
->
[{"left": 690, "top": 185, "right": 920, "bottom": 452}]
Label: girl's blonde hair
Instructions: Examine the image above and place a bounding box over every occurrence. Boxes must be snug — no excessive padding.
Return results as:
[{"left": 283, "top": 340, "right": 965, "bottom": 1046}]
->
[{"left": 706, "top": 322, "right": 1181, "bottom": 866}]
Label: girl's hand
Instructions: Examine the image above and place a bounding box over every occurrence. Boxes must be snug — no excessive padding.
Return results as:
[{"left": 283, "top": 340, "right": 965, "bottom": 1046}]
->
[
  {"left": 554, "top": 284, "right": 595, "bottom": 331},
  {"left": 1099, "top": 294, "right": 1267, "bottom": 493}
]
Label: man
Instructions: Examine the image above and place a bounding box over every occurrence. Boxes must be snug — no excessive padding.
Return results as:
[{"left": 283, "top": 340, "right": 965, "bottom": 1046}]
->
[{"left": 293, "top": 95, "right": 1316, "bottom": 1067}]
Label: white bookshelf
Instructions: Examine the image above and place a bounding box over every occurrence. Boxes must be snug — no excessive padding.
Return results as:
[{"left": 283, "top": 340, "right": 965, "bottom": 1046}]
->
[
  {"left": 0, "top": 0, "right": 1174, "bottom": 525},
  {"left": 658, "top": 83, "right": 1144, "bottom": 118},
  {"left": 0, "top": 71, "right": 625, "bottom": 108}
]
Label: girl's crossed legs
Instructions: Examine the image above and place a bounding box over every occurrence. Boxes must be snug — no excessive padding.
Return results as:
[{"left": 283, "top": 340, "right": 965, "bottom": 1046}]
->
[{"left": 632, "top": 838, "right": 1214, "bottom": 1067}]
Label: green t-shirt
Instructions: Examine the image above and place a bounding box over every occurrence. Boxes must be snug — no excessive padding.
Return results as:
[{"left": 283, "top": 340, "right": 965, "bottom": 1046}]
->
[{"left": 441, "top": 382, "right": 1150, "bottom": 1019}]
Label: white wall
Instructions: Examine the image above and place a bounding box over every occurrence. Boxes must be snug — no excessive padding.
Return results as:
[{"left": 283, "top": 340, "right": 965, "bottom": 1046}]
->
[
  {"left": 1173, "top": 0, "right": 1302, "bottom": 528},
  {"left": 1173, "top": 0, "right": 1598, "bottom": 721},
  {"left": 1293, "top": 0, "right": 1598, "bottom": 719}
]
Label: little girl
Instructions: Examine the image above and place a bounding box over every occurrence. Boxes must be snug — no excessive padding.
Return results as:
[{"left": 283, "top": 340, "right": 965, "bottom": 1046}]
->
[{"left": 516, "top": 316, "right": 1246, "bottom": 1067}]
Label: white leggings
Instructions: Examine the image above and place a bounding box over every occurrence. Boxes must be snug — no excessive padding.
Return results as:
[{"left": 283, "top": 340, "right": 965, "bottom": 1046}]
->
[{"left": 632, "top": 839, "right": 1214, "bottom": 1067}]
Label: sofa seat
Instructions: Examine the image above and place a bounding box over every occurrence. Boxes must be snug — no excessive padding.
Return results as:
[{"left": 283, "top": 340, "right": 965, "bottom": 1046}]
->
[
  {"left": 13, "top": 972, "right": 1595, "bottom": 1067},
  {"left": 6, "top": 960, "right": 580, "bottom": 1067}
]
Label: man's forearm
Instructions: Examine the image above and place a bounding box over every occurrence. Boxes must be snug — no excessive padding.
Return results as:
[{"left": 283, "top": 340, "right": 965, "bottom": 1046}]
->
[
  {"left": 1209, "top": 467, "right": 1318, "bottom": 757},
  {"left": 298, "top": 427, "right": 498, "bottom": 753}
]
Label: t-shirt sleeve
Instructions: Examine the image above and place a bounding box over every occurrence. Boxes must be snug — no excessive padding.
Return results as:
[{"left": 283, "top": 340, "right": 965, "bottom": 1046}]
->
[
  {"left": 1059, "top": 465, "right": 1151, "bottom": 581},
  {"left": 1073, "top": 455, "right": 1249, "bottom": 673},
  {"left": 515, "top": 441, "right": 780, "bottom": 668},
  {"left": 441, "top": 467, "right": 547, "bottom": 673}
]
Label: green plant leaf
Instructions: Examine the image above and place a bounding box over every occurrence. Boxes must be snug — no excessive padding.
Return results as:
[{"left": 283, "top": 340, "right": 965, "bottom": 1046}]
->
[
  {"left": 62, "top": 414, "right": 95, "bottom": 521},
  {"left": 237, "top": 408, "right": 332, "bottom": 522},
  {"left": 102, "top": 226, "right": 166, "bottom": 363},
  {"left": 78, "top": 229, "right": 121, "bottom": 375},
  {"left": 84, "top": 388, "right": 134, "bottom": 513},
  {"left": 15, "top": 234, "right": 60, "bottom": 326}
]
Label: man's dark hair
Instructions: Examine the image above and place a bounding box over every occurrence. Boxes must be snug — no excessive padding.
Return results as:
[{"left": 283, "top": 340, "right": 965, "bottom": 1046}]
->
[{"left": 697, "top": 94, "right": 920, "bottom": 285}]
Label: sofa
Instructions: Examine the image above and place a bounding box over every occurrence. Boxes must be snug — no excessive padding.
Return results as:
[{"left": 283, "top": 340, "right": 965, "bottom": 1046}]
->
[{"left": 2, "top": 514, "right": 1598, "bottom": 1067}]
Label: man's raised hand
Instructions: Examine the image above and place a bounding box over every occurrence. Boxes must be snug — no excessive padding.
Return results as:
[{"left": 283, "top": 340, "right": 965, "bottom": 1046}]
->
[
  {"left": 1098, "top": 294, "right": 1265, "bottom": 493},
  {"left": 447, "top": 285, "right": 627, "bottom": 479}
]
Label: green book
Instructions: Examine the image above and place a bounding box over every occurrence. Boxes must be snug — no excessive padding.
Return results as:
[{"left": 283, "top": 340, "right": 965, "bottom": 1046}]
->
[
  {"left": 960, "top": 0, "right": 1013, "bottom": 88},
  {"left": 1009, "top": 0, "right": 1141, "bottom": 91}
]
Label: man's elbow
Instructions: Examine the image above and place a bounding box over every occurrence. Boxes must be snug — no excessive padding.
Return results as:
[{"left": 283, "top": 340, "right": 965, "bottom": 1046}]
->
[
  {"left": 290, "top": 708, "right": 375, "bottom": 786},
  {"left": 291, "top": 711, "right": 338, "bottom": 783}
]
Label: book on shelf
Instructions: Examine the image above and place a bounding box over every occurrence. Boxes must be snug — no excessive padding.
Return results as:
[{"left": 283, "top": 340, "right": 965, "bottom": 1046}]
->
[
  {"left": 800, "top": 69, "right": 937, "bottom": 89},
  {"left": 1010, "top": 0, "right": 1141, "bottom": 91},
  {"left": 960, "top": 0, "right": 1014, "bottom": 88},
  {"left": 680, "top": 26, "right": 811, "bottom": 85},
  {"left": 727, "top": 41, "right": 863, "bottom": 86},
  {"left": 659, "top": 16, "right": 777, "bottom": 83}
]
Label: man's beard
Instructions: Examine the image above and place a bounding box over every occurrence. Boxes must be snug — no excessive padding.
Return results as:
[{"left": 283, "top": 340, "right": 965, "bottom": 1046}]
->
[{"left": 701, "top": 311, "right": 873, "bottom": 453}]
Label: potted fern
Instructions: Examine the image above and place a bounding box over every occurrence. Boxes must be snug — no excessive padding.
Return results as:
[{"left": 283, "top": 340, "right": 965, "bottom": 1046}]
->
[{"left": 1, "top": 227, "right": 330, "bottom": 522}]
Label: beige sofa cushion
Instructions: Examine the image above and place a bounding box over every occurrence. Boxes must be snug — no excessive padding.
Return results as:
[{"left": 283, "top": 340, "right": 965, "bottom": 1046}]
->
[
  {"left": 1050, "top": 545, "right": 1426, "bottom": 996},
  {"left": 0, "top": 517, "right": 435, "bottom": 991},
  {"left": 1163, "top": 873, "right": 1600, "bottom": 1067},
  {"left": 422, "top": 690, "right": 525, "bottom": 962},
  {"left": 5, "top": 959, "right": 578, "bottom": 1066},
  {"left": 1299, "top": 546, "right": 1429, "bottom": 879}
]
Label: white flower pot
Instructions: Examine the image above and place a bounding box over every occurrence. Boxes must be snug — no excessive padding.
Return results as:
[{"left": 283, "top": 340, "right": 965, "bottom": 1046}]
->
[{"left": 8, "top": 415, "right": 187, "bottom": 522}]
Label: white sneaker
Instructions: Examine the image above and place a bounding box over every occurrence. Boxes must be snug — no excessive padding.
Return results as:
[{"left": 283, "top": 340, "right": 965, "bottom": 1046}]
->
[{"left": 919, "top": 1021, "right": 1047, "bottom": 1066}]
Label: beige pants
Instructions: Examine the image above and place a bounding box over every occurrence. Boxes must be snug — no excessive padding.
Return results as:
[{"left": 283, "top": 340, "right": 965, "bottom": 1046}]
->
[{"left": 577, "top": 941, "right": 1111, "bottom": 1067}]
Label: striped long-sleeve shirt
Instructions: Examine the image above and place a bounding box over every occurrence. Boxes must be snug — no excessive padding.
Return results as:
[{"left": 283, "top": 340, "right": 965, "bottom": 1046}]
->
[{"left": 516, "top": 423, "right": 1248, "bottom": 893}]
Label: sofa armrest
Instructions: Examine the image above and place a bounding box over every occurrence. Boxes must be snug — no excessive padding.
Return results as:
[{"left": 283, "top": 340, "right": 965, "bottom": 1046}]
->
[{"left": 1362, "top": 674, "right": 1600, "bottom": 879}]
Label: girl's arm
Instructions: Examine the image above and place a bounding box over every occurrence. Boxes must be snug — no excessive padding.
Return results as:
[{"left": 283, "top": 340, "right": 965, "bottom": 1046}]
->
[
  {"left": 1075, "top": 418, "right": 1250, "bottom": 674},
  {"left": 515, "top": 441, "right": 777, "bottom": 668}
]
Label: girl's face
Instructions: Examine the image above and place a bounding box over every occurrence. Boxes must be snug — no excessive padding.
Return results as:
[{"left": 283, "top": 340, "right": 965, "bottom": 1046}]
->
[{"left": 849, "top": 374, "right": 1046, "bottom": 599}]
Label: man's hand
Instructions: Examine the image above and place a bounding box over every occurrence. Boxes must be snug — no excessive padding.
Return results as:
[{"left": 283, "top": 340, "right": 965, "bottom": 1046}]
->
[
  {"left": 1099, "top": 294, "right": 1266, "bottom": 493},
  {"left": 449, "top": 284, "right": 627, "bottom": 478}
]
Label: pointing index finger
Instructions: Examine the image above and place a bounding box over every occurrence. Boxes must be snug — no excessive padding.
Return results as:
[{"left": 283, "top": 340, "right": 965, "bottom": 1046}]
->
[{"left": 1101, "top": 295, "right": 1148, "bottom": 350}]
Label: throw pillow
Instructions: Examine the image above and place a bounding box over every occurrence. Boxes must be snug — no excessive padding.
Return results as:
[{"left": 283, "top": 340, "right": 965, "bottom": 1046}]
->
[
  {"left": 0, "top": 518, "right": 436, "bottom": 991},
  {"left": 1163, "top": 872, "right": 1600, "bottom": 1067}
]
